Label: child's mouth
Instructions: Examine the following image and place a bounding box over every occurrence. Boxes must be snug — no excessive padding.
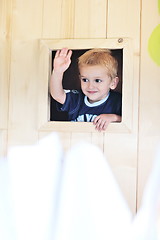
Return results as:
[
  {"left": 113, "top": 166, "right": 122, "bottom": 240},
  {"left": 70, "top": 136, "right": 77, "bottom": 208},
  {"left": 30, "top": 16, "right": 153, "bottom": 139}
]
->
[{"left": 87, "top": 91, "right": 97, "bottom": 94}]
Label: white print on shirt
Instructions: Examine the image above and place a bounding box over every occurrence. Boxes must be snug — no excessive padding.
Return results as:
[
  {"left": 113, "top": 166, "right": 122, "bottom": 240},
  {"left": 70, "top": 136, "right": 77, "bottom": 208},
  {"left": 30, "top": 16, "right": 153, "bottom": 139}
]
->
[{"left": 75, "top": 114, "right": 97, "bottom": 122}]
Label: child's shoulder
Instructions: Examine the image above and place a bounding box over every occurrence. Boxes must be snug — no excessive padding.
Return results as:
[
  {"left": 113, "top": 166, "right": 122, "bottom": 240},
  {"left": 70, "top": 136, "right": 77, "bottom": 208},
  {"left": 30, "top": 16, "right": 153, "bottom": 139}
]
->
[
  {"left": 64, "top": 89, "right": 79, "bottom": 94},
  {"left": 109, "top": 90, "right": 122, "bottom": 101},
  {"left": 108, "top": 91, "right": 122, "bottom": 113},
  {"left": 64, "top": 89, "right": 84, "bottom": 103}
]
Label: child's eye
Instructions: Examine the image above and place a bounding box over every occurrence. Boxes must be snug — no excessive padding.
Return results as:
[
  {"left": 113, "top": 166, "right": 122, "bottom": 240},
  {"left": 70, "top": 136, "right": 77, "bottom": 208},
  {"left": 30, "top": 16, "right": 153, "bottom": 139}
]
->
[
  {"left": 81, "top": 78, "right": 89, "bottom": 82},
  {"left": 95, "top": 79, "right": 102, "bottom": 83}
]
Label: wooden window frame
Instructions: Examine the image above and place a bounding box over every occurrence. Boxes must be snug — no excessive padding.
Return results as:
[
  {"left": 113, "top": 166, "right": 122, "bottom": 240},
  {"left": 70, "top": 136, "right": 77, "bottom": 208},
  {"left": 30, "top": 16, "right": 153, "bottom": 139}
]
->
[{"left": 38, "top": 38, "right": 134, "bottom": 133}]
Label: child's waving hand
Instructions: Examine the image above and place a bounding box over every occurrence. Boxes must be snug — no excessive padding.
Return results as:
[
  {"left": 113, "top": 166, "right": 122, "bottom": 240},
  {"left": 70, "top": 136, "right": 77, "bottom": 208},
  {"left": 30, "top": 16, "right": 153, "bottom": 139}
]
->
[{"left": 54, "top": 48, "right": 72, "bottom": 73}]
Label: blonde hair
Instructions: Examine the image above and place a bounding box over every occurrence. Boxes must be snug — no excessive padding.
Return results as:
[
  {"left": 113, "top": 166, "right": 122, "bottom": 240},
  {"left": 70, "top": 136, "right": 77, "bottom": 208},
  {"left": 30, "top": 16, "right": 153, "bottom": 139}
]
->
[{"left": 78, "top": 48, "right": 118, "bottom": 79}]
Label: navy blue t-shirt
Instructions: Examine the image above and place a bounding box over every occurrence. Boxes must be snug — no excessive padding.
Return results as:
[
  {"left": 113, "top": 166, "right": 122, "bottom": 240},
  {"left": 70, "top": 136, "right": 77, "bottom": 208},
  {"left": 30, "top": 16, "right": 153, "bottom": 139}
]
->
[{"left": 57, "top": 90, "right": 122, "bottom": 122}]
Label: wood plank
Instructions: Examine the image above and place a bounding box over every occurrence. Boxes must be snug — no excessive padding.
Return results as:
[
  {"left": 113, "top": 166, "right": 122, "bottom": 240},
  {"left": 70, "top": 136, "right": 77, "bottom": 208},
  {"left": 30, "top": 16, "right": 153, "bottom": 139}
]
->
[
  {"left": 107, "top": 0, "right": 140, "bottom": 43},
  {"left": 58, "top": 132, "right": 72, "bottom": 152},
  {"left": 39, "top": 121, "right": 130, "bottom": 133},
  {"left": 107, "top": 0, "right": 140, "bottom": 130},
  {"left": 42, "top": 0, "right": 75, "bottom": 38},
  {"left": 0, "top": 0, "right": 12, "bottom": 129},
  {"left": 91, "top": 132, "right": 104, "bottom": 152},
  {"left": 39, "top": 131, "right": 72, "bottom": 153},
  {"left": 104, "top": 133, "right": 137, "bottom": 213},
  {"left": 0, "top": 130, "right": 8, "bottom": 159},
  {"left": 137, "top": 0, "right": 160, "bottom": 208},
  {"left": 106, "top": 0, "right": 140, "bottom": 213},
  {"left": 12, "top": 0, "right": 43, "bottom": 39},
  {"left": 0, "top": 0, "right": 12, "bottom": 38},
  {"left": 0, "top": 39, "right": 10, "bottom": 128},
  {"left": 43, "top": 0, "right": 106, "bottom": 39},
  {"left": 8, "top": 0, "right": 43, "bottom": 146},
  {"left": 71, "top": 132, "right": 92, "bottom": 146},
  {"left": 74, "top": 0, "right": 107, "bottom": 38},
  {"left": 8, "top": 40, "right": 40, "bottom": 146},
  {"left": 3, "top": 0, "right": 145, "bottom": 216},
  {"left": 107, "top": 0, "right": 140, "bottom": 133}
]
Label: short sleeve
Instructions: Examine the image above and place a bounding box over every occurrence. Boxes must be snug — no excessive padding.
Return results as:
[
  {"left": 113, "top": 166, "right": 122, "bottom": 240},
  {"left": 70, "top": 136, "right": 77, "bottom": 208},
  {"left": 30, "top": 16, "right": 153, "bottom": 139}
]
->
[{"left": 56, "top": 90, "right": 81, "bottom": 114}]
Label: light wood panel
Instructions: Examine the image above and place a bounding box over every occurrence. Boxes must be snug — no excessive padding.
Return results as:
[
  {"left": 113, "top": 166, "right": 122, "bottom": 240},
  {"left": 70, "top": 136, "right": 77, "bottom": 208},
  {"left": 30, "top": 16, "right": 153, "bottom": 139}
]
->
[
  {"left": 0, "top": 0, "right": 12, "bottom": 129},
  {"left": 58, "top": 132, "right": 72, "bottom": 152},
  {"left": 107, "top": 0, "right": 140, "bottom": 42},
  {"left": 104, "top": 134, "right": 137, "bottom": 213},
  {"left": 39, "top": 0, "right": 140, "bottom": 212},
  {"left": 0, "top": 130, "right": 8, "bottom": 159},
  {"left": 39, "top": 131, "right": 72, "bottom": 153},
  {"left": 8, "top": 0, "right": 43, "bottom": 146},
  {"left": 71, "top": 132, "right": 92, "bottom": 146},
  {"left": 107, "top": 0, "right": 140, "bottom": 131},
  {"left": 2, "top": 0, "right": 155, "bottom": 215},
  {"left": 107, "top": 0, "right": 140, "bottom": 132},
  {"left": 0, "top": 0, "right": 12, "bottom": 158},
  {"left": 137, "top": 0, "right": 160, "bottom": 208},
  {"left": 42, "top": 0, "right": 75, "bottom": 38},
  {"left": 42, "top": 0, "right": 107, "bottom": 39},
  {"left": 105, "top": 0, "right": 140, "bottom": 212},
  {"left": 8, "top": 40, "right": 40, "bottom": 146},
  {"left": 12, "top": 0, "right": 43, "bottom": 39},
  {"left": 91, "top": 132, "right": 104, "bottom": 152},
  {"left": 74, "top": 0, "right": 107, "bottom": 38},
  {"left": 0, "top": 39, "right": 9, "bottom": 128}
]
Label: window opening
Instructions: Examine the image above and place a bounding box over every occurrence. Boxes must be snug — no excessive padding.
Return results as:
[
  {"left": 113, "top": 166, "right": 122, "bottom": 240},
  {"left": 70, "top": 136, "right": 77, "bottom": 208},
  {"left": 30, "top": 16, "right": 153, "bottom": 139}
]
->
[{"left": 50, "top": 48, "right": 123, "bottom": 121}]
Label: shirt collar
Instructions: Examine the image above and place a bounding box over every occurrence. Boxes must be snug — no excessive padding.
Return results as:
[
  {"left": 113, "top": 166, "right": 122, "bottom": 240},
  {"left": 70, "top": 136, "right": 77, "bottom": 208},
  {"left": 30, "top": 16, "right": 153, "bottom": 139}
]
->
[{"left": 84, "top": 92, "right": 110, "bottom": 107}]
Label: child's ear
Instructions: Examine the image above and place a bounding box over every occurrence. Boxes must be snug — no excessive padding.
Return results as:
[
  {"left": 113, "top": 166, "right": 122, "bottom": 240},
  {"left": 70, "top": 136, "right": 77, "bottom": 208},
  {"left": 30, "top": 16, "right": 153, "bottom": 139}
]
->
[{"left": 110, "top": 77, "right": 119, "bottom": 90}]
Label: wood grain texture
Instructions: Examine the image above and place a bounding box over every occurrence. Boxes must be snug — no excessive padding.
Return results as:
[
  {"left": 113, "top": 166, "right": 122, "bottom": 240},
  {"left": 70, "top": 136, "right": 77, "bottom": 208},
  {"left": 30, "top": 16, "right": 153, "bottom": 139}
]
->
[
  {"left": 137, "top": 0, "right": 160, "bottom": 208},
  {"left": 42, "top": 0, "right": 75, "bottom": 38},
  {"left": 11, "top": 0, "right": 43, "bottom": 39},
  {"left": 104, "top": 133, "right": 137, "bottom": 213},
  {"left": 0, "top": 0, "right": 12, "bottom": 129},
  {"left": 0, "top": 130, "right": 8, "bottom": 158},
  {"left": 107, "top": 0, "right": 140, "bottom": 42},
  {"left": 2, "top": 0, "right": 158, "bottom": 214},
  {"left": 74, "top": 0, "right": 107, "bottom": 38},
  {"left": 8, "top": 0, "right": 43, "bottom": 145}
]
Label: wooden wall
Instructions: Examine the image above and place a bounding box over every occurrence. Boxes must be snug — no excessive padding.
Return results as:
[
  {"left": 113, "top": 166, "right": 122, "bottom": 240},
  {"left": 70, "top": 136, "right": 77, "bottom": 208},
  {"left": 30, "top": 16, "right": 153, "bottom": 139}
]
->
[
  {"left": 0, "top": 0, "right": 11, "bottom": 157},
  {"left": 0, "top": 0, "right": 160, "bottom": 213},
  {"left": 138, "top": 0, "right": 160, "bottom": 207}
]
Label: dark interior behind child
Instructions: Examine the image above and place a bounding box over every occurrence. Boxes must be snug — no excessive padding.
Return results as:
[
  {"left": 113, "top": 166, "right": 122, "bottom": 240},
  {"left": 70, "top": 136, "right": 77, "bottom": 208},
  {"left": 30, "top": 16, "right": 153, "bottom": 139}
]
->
[{"left": 50, "top": 48, "right": 122, "bottom": 131}]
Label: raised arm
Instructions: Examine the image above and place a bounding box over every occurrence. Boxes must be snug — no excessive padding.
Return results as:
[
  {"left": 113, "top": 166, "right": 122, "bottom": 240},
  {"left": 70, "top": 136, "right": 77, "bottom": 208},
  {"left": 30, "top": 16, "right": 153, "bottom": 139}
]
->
[{"left": 50, "top": 48, "right": 72, "bottom": 104}]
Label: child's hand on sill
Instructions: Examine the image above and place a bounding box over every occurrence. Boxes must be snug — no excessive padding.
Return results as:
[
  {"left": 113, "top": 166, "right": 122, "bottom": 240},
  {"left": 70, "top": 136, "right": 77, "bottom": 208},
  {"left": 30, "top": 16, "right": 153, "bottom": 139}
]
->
[{"left": 93, "top": 114, "right": 121, "bottom": 132}]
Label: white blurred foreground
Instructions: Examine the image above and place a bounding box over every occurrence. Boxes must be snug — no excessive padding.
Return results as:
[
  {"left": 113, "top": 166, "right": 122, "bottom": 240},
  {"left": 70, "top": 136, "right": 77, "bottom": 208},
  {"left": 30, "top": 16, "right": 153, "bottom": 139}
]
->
[{"left": 0, "top": 133, "right": 159, "bottom": 240}]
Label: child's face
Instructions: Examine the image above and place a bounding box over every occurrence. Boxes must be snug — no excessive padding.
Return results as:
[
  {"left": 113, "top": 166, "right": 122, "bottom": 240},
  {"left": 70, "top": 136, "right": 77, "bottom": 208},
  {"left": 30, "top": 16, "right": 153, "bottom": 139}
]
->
[{"left": 79, "top": 65, "right": 118, "bottom": 103}]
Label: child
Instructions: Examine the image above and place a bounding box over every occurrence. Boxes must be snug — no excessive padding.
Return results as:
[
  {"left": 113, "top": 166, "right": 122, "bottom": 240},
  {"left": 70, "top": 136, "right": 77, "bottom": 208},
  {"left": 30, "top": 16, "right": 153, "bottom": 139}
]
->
[{"left": 50, "top": 48, "right": 122, "bottom": 131}]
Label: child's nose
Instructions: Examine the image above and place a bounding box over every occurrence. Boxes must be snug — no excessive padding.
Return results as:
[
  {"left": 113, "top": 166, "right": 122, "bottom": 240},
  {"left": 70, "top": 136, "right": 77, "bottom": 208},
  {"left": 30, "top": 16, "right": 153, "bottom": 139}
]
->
[{"left": 88, "top": 81, "right": 94, "bottom": 89}]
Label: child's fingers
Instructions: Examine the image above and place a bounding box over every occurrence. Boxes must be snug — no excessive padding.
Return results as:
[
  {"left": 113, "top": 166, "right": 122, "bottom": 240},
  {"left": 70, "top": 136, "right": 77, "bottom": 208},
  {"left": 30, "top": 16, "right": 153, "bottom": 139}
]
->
[
  {"left": 93, "top": 115, "right": 100, "bottom": 125},
  {"left": 102, "top": 121, "right": 109, "bottom": 131},
  {"left": 55, "top": 49, "right": 60, "bottom": 58},
  {"left": 59, "top": 48, "right": 68, "bottom": 56},
  {"left": 95, "top": 119, "right": 110, "bottom": 131},
  {"left": 95, "top": 119, "right": 105, "bottom": 131},
  {"left": 67, "top": 49, "right": 72, "bottom": 59}
]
